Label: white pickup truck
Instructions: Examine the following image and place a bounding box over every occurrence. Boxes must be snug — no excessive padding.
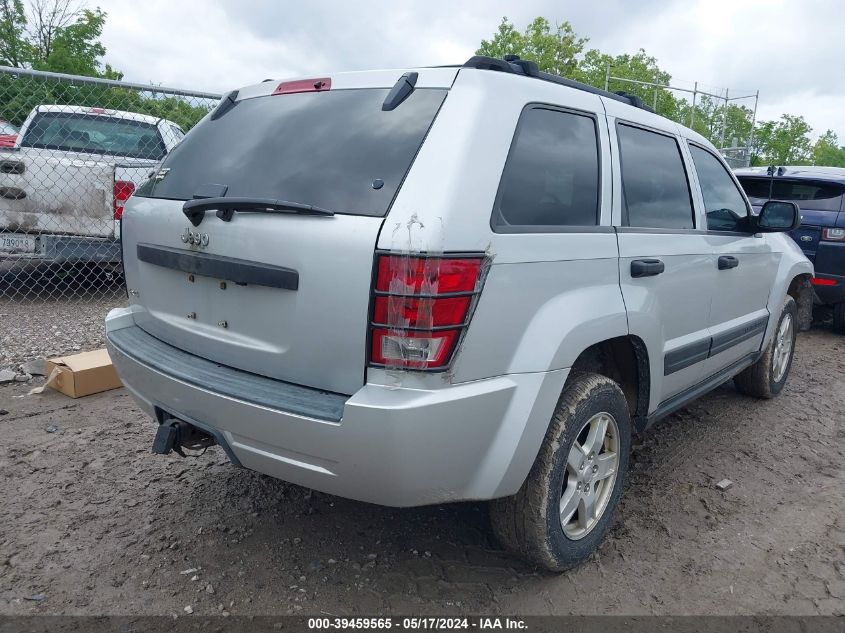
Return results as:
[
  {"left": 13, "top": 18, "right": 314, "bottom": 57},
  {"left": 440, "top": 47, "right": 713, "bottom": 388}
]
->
[{"left": 0, "top": 105, "right": 184, "bottom": 271}]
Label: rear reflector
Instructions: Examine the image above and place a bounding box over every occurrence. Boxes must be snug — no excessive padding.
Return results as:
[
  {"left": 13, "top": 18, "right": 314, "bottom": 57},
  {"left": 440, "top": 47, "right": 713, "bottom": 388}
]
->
[
  {"left": 113, "top": 180, "right": 135, "bottom": 220},
  {"left": 369, "top": 253, "right": 487, "bottom": 370},
  {"left": 272, "top": 78, "right": 331, "bottom": 96},
  {"left": 811, "top": 277, "right": 837, "bottom": 286}
]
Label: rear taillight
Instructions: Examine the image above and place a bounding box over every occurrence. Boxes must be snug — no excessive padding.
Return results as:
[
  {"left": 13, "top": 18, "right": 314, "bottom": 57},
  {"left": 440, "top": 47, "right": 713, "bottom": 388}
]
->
[
  {"left": 113, "top": 180, "right": 135, "bottom": 220},
  {"left": 811, "top": 277, "right": 837, "bottom": 286},
  {"left": 821, "top": 228, "right": 845, "bottom": 242},
  {"left": 369, "top": 254, "right": 487, "bottom": 370}
]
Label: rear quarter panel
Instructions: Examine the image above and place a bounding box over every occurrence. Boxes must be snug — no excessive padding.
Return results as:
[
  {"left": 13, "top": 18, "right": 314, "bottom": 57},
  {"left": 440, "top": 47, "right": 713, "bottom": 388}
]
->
[{"left": 377, "top": 69, "right": 629, "bottom": 382}]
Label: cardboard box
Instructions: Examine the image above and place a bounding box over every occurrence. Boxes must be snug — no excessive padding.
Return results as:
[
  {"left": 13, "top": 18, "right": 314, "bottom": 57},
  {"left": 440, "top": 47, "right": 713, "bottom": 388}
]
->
[{"left": 44, "top": 349, "right": 122, "bottom": 398}]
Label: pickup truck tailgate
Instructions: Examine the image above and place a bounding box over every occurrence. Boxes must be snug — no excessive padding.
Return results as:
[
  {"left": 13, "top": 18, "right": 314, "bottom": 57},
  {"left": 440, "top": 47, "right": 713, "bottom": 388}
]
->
[{"left": 0, "top": 148, "right": 114, "bottom": 237}]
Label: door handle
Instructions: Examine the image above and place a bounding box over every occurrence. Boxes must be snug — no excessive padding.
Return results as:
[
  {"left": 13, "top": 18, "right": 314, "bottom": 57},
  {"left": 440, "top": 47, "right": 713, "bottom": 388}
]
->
[
  {"left": 631, "top": 259, "right": 665, "bottom": 278},
  {"left": 718, "top": 255, "right": 739, "bottom": 270}
]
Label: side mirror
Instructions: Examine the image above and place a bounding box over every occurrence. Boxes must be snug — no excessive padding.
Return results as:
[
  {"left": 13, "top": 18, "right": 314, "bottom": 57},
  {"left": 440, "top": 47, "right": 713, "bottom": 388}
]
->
[{"left": 756, "top": 200, "right": 801, "bottom": 232}]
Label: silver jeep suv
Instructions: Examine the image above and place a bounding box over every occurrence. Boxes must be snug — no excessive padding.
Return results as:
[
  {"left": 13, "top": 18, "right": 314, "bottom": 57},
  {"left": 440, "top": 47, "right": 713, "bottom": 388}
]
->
[{"left": 106, "top": 56, "right": 813, "bottom": 571}]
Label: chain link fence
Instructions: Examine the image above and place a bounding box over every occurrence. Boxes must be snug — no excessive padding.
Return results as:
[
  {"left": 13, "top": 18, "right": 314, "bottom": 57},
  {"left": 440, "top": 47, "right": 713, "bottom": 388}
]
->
[{"left": 0, "top": 66, "right": 220, "bottom": 303}]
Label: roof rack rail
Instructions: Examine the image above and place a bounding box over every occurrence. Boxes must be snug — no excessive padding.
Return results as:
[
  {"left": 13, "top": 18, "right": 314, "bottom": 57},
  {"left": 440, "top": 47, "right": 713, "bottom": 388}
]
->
[{"left": 462, "top": 55, "right": 655, "bottom": 113}]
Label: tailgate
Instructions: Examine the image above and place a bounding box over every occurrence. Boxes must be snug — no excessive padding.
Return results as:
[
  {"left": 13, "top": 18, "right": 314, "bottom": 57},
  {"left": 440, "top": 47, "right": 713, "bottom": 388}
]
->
[
  {"left": 789, "top": 225, "right": 821, "bottom": 261},
  {"left": 121, "top": 74, "right": 452, "bottom": 395},
  {"left": 123, "top": 197, "right": 382, "bottom": 395},
  {"left": 789, "top": 209, "right": 840, "bottom": 262},
  {"left": 0, "top": 148, "right": 114, "bottom": 238}
]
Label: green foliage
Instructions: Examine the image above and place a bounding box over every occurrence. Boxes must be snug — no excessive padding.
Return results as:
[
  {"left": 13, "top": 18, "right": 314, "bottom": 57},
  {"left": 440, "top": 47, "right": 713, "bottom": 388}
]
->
[
  {"left": 577, "top": 48, "right": 677, "bottom": 119},
  {"left": 750, "top": 115, "right": 813, "bottom": 166},
  {"left": 0, "top": 73, "right": 213, "bottom": 130},
  {"left": 32, "top": 8, "right": 108, "bottom": 77},
  {"left": 476, "top": 15, "right": 839, "bottom": 167},
  {"left": 811, "top": 130, "right": 845, "bottom": 167},
  {"left": 0, "top": 1, "right": 212, "bottom": 131},
  {"left": 476, "top": 16, "right": 587, "bottom": 77},
  {"left": 0, "top": 0, "right": 31, "bottom": 67}
]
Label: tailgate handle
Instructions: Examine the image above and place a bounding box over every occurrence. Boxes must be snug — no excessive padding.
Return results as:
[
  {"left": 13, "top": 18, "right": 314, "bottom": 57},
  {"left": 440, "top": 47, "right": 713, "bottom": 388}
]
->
[
  {"left": 718, "top": 255, "right": 739, "bottom": 270},
  {"left": 631, "top": 259, "right": 665, "bottom": 278}
]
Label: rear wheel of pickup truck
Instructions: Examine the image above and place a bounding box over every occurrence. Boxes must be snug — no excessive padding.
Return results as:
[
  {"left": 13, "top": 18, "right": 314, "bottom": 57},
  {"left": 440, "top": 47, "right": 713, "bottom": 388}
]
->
[
  {"left": 734, "top": 296, "right": 797, "bottom": 399},
  {"left": 490, "top": 372, "right": 631, "bottom": 572}
]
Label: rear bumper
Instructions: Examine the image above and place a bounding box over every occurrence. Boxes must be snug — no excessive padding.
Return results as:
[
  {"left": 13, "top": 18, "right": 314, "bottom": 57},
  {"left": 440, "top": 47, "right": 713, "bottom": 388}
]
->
[
  {"left": 813, "top": 241, "right": 845, "bottom": 305},
  {"left": 812, "top": 273, "right": 845, "bottom": 305},
  {"left": 105, "top": 307, "right": 566, "bottom": 507},
  {"left": 0, "top": 233, "right": 118, "bottom": 264}
]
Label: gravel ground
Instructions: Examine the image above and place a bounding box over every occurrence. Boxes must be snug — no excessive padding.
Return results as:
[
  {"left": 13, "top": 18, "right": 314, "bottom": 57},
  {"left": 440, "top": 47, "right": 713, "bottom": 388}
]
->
[
  {"left": 0, "top": 294, "right": 124, "bottom": 370},
  {"left": 0, "top": 326, "right": 843, "bottom": 616}
]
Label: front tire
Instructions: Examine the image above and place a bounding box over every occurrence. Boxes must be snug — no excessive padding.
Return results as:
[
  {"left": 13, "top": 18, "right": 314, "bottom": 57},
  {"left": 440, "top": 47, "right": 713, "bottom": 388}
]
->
[
  {"left": 490, "top": 372, "right": 631, "bottom": 572},
  {"left": 734, "top": 296, "right": 797, "bottom": 398}
]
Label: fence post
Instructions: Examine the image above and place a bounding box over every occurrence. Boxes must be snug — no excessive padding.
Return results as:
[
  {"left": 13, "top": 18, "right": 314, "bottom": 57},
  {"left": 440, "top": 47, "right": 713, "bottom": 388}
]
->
[
  {"left": 690, "top": 82, "right": 697, "bottom": 129},
  {"left": 747, "top": 90, "right": 759, "bottom": 167},
  {"left": 604, "top": 63, "right": 610, "bottom": 92},
  {"left": 719, "top": 88, "right": 729, "bottom": 151}
]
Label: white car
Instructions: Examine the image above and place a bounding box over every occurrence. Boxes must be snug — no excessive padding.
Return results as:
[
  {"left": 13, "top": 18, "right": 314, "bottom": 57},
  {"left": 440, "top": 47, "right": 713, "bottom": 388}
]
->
[
  {"left": 106, "top": 56, "right": 812, "bottom": 571},
  {"left": 0, "top": 105, "right": 184, "bottom": 269}
]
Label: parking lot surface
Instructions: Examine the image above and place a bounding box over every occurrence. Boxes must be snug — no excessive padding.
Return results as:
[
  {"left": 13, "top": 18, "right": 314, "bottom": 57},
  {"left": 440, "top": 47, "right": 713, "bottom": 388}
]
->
[{"left": 0, "top": 327, "right": 843, "bottom": 616}]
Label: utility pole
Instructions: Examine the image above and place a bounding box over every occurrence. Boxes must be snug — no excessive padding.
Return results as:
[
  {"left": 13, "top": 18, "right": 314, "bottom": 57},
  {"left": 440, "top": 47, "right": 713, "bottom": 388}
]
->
[
  {"left": 690, "top": 82, "right": 697, "bottom": 129},
  {"left": 719, "top": 88, "right": 729, "bottom": 150},
  {"left": 747, "top": 90, "right": 759, "bottom": 167}
]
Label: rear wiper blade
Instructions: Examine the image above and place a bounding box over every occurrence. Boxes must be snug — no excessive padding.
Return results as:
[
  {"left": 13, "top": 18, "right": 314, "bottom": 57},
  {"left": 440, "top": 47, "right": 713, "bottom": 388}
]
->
[{"left": 182, "top": 196, "right": 334, "bottom": 227}]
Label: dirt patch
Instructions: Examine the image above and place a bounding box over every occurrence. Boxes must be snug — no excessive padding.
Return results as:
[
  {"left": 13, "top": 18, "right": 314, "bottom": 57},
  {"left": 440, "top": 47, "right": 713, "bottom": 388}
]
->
[{"left": 0, "top": 328, "right": 843, "bottom": 616}]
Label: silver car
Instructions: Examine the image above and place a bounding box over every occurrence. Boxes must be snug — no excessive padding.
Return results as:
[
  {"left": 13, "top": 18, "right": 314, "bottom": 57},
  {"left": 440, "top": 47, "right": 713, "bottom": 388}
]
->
[{"left": 106, "top": 56, "right": 813, "bottom": 571}]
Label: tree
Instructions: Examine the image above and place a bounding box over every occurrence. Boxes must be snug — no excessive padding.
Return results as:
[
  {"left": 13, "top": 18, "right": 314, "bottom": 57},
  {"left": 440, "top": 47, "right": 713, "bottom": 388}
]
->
[
  {"left": 811, "top": 130, "right": 845, "bottom": 167},
  {"left": 0, "top": 0, "right": 31, "bottom": 66},
  {"left": 28, "top": 0, "right": 77, "bottom": 61},
  {"left": 474, "top": 16, "right": 838, "bottom": 169},
  {"left": 0, "top": 0, "right": 117, "bottom": 78},
  {"left": 576, "top": 48, "right": 678, "bottom": 119},
  {"left": 33, "top": 7, "right": 120, "bottom": 78},
  {"left": 476, "top": 16, "right": 587, "bottom": 78},
  {"left": 0, "top": 0, "right": 211, "bottom": 131},
  {"left": 750, "top": 115, "right": 813, "bottom": 166}
]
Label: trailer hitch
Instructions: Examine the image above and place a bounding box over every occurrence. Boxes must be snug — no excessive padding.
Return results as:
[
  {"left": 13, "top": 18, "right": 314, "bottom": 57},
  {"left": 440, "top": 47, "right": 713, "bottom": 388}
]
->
[{"left": 152, "top": 418, "right": 215, "bottom": 457}]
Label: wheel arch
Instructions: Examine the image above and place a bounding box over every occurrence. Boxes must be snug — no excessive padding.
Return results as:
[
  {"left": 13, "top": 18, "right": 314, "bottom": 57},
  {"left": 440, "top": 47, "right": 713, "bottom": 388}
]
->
[
  {"left": 786, "top": 273, "right": 813, "bottom": 331},
  {"left": 569, "top": 335, "right": 652, "bottom": 434}
]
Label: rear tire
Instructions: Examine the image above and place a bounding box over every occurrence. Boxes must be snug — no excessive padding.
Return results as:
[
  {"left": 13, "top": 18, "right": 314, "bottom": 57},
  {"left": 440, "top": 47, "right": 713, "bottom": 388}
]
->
[
  {"left": 734, "top": 296, "right": 797, "bottom": 399},
  {"left": 490, "top": 372, "right": 631, "bottom": 572},
  {"left": 833, "top": 302, "right": 845, "bottom": 334}
]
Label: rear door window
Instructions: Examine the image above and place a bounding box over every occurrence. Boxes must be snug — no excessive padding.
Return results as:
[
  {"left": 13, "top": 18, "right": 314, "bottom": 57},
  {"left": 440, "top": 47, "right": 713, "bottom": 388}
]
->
[
  {"left": 138, "top": 88, "right": 447, "bottom": 218},
  {"left": 21, "top": 112, "right": 166, "bottom": 160},
  {"left": 737, "top": 177, "right": 844, "bottom": 212},
  {"left": 492, "top": 106, "right": 600, "bottom": 230},
  {"left": 617, "top": 124, "right": 695, "bottom": 229}
]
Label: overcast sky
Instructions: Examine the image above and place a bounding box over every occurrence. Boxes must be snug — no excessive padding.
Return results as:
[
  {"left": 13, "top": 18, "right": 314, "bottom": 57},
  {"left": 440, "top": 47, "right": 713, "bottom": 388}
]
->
[{"left": 99, "top": 0, "right": 843, "bottom": 139}]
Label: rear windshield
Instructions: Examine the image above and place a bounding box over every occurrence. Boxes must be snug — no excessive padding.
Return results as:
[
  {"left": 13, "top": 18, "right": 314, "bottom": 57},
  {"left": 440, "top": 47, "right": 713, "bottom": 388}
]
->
[
  {"left": 738, "top": 177, "right": 845, "bottom": 212},
  {"left": 136, "top": 88, "right": 448, "bottom": 217},
  {"left": 21, "top": 112, "right": 165, "bottom": 160}
]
